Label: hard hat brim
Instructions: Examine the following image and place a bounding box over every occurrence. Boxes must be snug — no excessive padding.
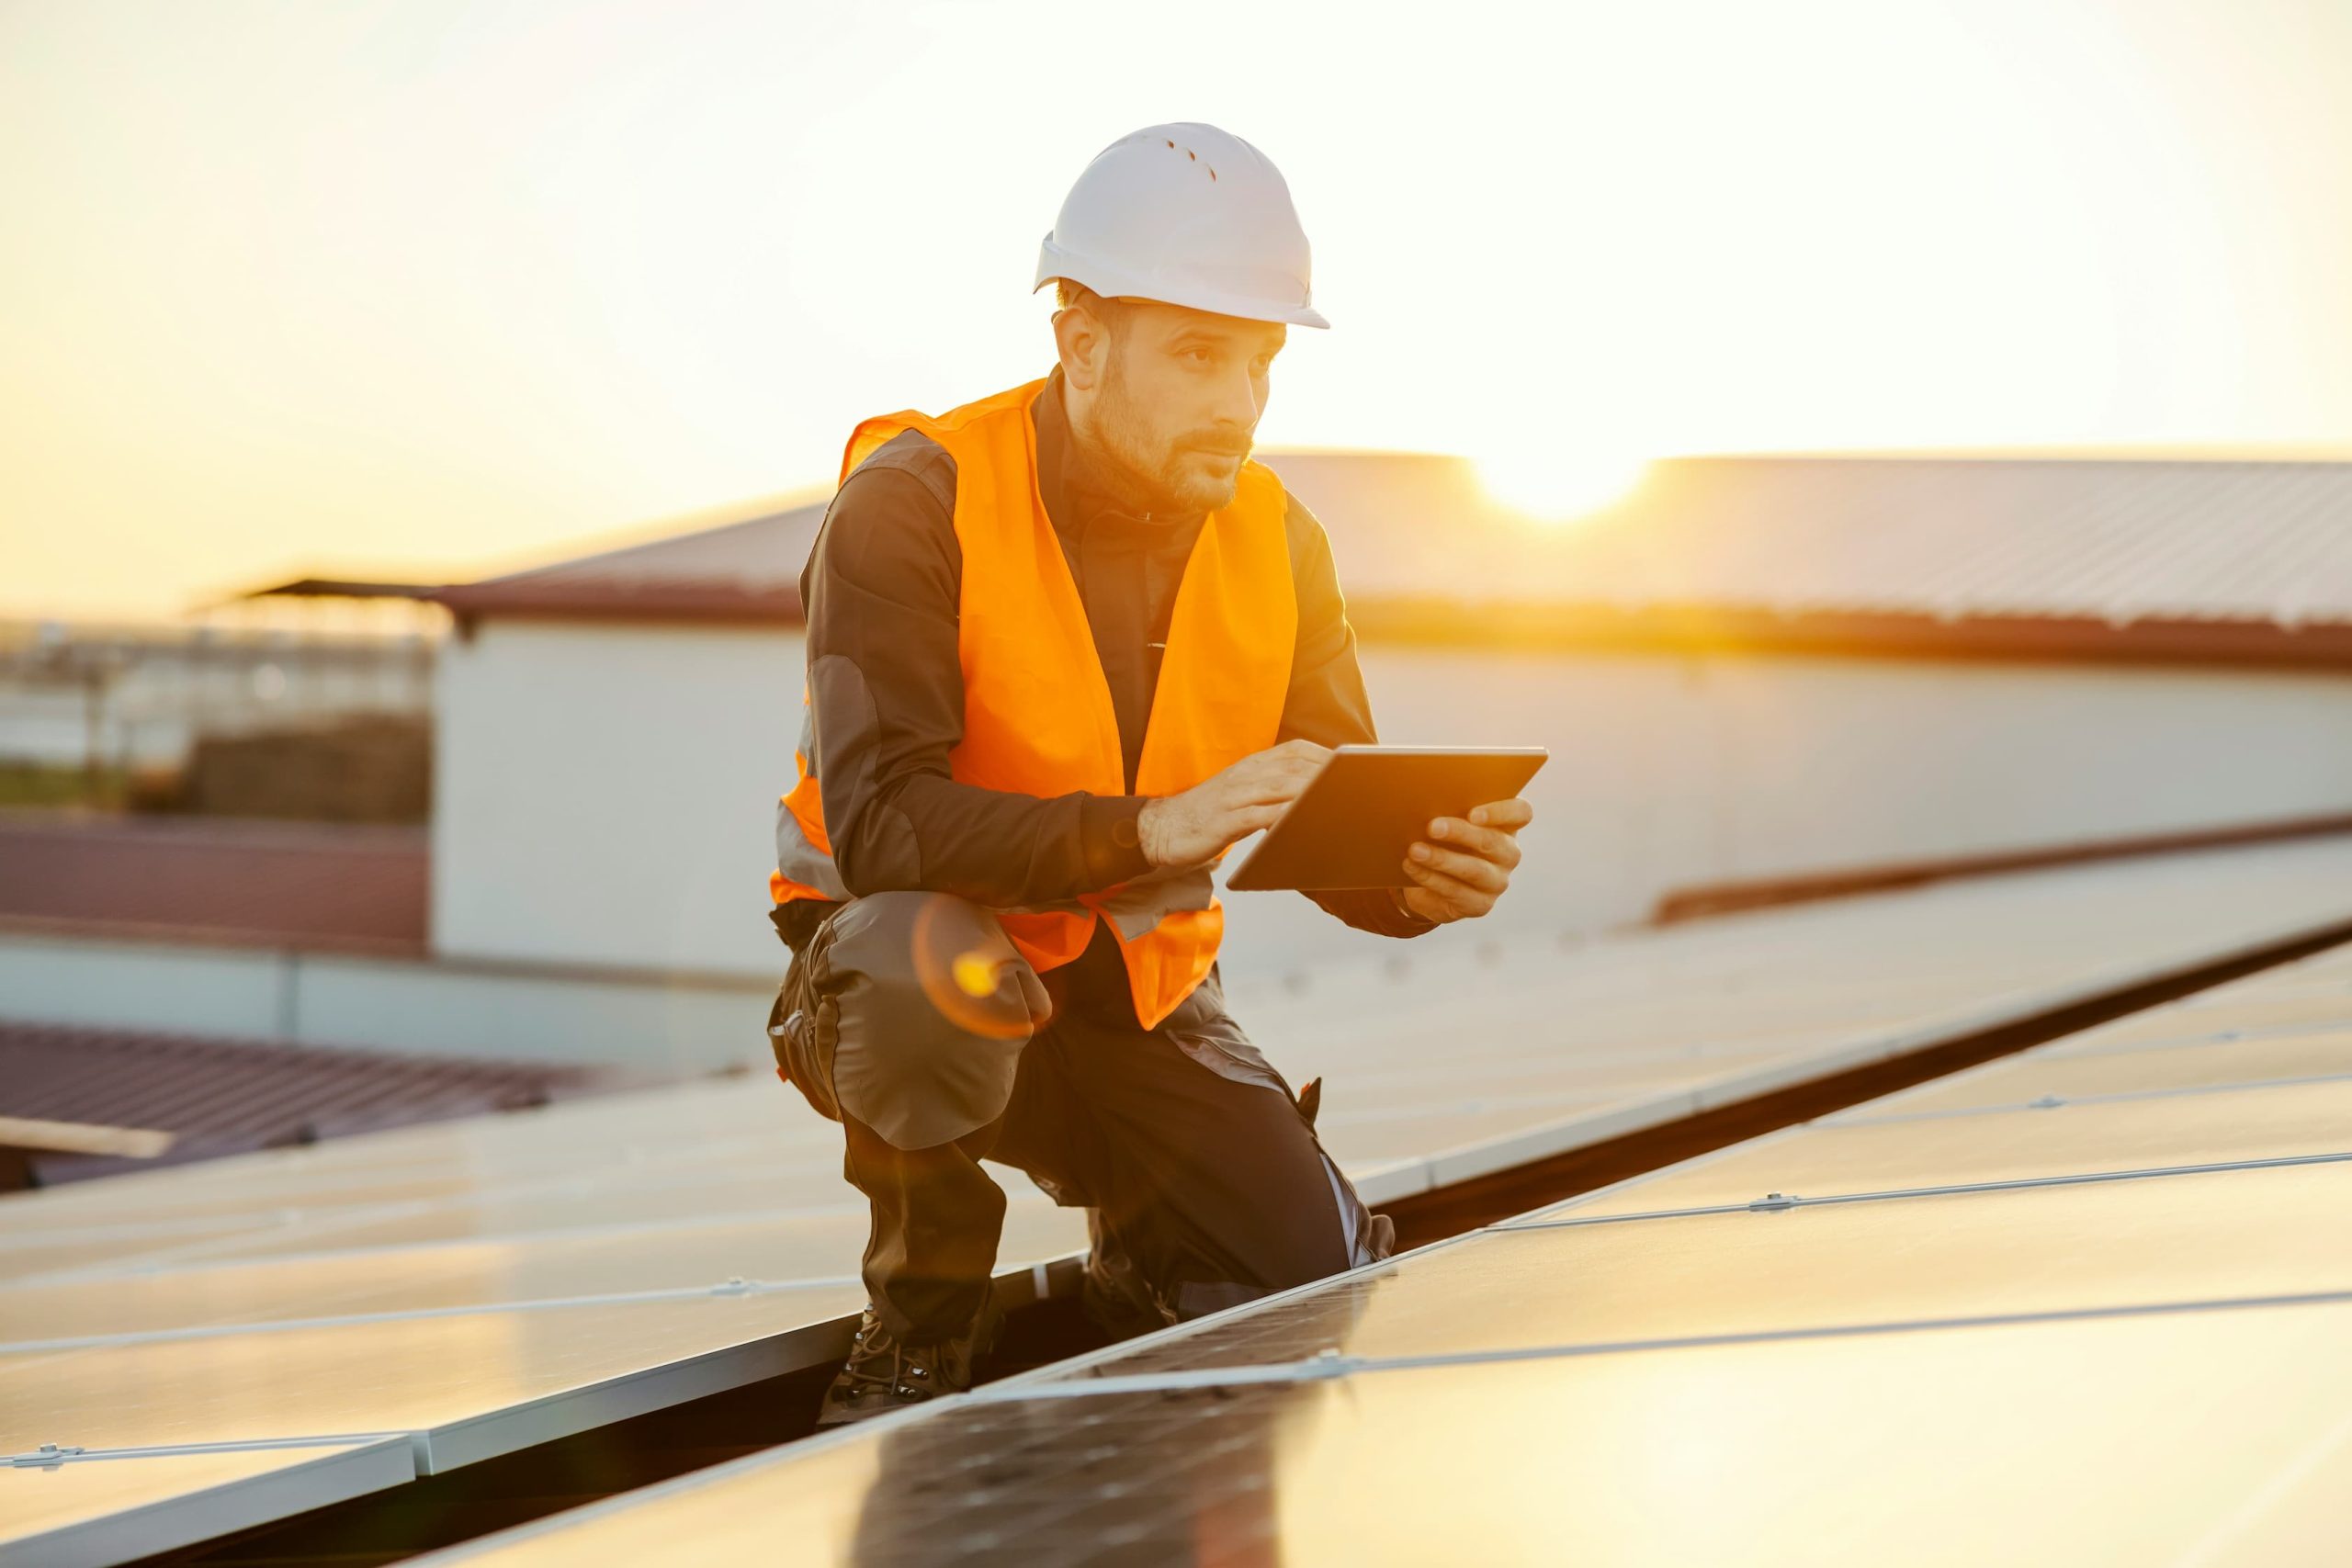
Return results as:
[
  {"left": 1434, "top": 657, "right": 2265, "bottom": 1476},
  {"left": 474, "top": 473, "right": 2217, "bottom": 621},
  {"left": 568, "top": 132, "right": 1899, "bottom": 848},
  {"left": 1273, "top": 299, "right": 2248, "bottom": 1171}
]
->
[{"left": 1035, "top": 239, "right": 1329, "bottom": 330}]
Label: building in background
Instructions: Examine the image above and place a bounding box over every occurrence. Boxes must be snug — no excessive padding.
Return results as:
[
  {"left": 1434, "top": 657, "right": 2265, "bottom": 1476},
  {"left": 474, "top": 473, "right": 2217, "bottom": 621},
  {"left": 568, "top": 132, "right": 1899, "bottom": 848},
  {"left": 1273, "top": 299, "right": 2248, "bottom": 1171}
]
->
[
  {"left": 6, "top": 455, "right": 2352, "bottom": 1090},
  {"left": 429, "top": 454, "right": 2352, "bottom": 984},
  {"left": 0, "top": 615, "right": 435, "bottom": 774}
]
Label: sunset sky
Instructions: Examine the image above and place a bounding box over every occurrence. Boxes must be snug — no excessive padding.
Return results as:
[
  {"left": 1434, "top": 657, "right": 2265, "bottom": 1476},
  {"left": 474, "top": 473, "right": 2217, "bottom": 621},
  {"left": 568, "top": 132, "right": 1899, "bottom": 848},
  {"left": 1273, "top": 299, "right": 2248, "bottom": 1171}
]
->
[{"left": 6, "top": 0, "right": 2351, "bottom": 620}]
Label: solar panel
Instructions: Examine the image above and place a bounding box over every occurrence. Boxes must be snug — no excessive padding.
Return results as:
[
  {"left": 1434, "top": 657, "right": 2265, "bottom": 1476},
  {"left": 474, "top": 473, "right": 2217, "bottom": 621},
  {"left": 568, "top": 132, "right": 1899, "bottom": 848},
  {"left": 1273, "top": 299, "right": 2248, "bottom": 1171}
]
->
[
  {"left": 1238, "top": 839, "right": 2352, "bottom": 1194},
  {"left": 2, "top": 1439, "right": 413, "bottom": 1568},
  {"left": 1009, "top": 1159, "right": 2352, "bottom": 1382},
  {"left": 12, "top": 839, "right": 2352, "bottom": 1565},
  {"left": 1824, "top": 1028, "right": 2352, "bottom": 1115},
  {"left": 410, "top": 1303, "right": 2352, "bottom": 1567},
  {"left": 2046, "top": 992, "right": 2352, "bottom": 1053},
  {"left": 1529, "top": 1079, "right": 2352, "bottom": 1220},
  {"left": 392, "top": 864, "right": 2352, "bottom": 1566}
]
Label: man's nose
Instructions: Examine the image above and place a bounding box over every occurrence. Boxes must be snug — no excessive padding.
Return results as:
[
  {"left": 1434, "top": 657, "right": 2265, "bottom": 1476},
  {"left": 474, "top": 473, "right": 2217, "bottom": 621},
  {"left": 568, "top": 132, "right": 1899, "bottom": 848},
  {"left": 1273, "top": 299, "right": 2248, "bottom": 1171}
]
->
[{"left": 1205, "top": 367, "right": 1264, "bottom": 439}]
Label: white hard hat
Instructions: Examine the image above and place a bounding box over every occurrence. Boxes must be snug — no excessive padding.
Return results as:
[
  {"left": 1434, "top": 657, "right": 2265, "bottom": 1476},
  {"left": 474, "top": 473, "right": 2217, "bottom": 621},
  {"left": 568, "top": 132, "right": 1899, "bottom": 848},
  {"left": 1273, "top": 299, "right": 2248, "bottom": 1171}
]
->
[{"left": 1035, "top": 123, "right": 1329, "bottom": 329}]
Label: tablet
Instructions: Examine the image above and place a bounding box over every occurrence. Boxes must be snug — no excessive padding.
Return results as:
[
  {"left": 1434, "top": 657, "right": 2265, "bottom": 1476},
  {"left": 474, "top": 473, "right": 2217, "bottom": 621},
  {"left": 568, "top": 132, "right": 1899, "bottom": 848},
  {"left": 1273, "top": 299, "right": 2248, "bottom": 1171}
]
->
[{"left": 1223, "top": 745, "right": 1548, "bottom": 892}]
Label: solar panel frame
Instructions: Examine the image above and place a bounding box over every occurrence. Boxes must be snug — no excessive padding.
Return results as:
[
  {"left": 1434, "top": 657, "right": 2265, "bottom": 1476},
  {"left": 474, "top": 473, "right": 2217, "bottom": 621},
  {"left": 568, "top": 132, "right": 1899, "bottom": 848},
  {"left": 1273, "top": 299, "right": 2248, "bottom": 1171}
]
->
[{"left": 2, "top": 1438, "right": 415, "bottom": 1568}]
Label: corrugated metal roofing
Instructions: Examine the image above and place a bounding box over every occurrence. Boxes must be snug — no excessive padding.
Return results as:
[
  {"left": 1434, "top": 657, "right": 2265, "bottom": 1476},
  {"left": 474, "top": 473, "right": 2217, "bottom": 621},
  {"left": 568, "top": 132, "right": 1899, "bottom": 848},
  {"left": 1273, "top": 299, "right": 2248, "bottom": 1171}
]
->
[
  {"left": 1280, "top": 453, "right": 2352, "bottom": 626},
  {"left": 0, "top": 813, "right": 427, "bottom": 954},
  {"left": 0, "top": 1021, "right": 601, "bottom": 1187},
  {"left": 431, "top": 455, "right": 2352, "bottom": 652},
  {"left": 435, "top": 503, "right": 825, "bottom": 623}
]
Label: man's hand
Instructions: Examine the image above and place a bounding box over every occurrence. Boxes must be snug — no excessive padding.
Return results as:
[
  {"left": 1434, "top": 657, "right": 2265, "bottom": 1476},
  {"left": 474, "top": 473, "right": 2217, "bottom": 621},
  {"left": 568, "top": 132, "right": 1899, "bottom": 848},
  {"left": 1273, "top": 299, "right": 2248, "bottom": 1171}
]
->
[
  {"left": 1138, "top": 739, "right": 1329, "bottom": 870},
  {"left": 1398, "top": 797, "right": 1532, "bottom": 924}
]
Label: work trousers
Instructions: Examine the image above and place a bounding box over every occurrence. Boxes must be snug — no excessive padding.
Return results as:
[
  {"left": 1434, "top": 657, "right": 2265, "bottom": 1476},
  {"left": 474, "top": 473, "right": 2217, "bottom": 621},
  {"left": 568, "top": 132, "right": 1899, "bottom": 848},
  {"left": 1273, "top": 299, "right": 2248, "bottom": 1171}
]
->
[{"left": 767, "top": 891, "right": 1392, "bottom": 1344}]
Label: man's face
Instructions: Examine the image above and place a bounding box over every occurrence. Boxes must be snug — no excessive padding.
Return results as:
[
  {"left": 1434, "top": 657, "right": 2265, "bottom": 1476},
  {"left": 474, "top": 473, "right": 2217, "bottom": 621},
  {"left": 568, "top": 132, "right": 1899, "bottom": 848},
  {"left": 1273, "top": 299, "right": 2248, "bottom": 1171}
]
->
[{"left": 1088, "top": 301, "right": 1286, "bottom": 515}]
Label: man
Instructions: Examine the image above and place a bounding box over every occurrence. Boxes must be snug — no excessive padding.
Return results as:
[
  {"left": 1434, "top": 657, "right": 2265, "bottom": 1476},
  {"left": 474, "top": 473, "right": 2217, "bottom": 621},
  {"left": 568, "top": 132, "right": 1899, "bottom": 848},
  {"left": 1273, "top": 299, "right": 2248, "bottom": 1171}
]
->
[{"left": 765, "top": 122, "right": 1533, "bottom": 1426}]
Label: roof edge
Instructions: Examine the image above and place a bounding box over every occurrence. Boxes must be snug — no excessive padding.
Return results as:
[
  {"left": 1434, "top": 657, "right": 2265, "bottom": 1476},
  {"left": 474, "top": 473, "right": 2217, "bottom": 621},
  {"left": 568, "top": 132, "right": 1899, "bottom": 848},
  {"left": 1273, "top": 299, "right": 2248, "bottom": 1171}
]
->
[
  {"left": 430, "top": 582, "right": 803, "bottom": 626},
  {"left": 1654, "top": 813, "right": 2352, "bottom": 923},
  {"left": 1345, "top": 599, "right": 2352, "bottom": 670},
  {"left": 424, "top": 584, "right": 2352, "bottom": 671}
]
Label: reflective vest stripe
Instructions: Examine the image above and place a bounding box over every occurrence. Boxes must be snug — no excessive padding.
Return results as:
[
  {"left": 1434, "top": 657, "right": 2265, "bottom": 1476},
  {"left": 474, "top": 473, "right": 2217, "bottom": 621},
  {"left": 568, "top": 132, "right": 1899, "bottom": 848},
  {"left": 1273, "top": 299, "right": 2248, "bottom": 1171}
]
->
[{"left": 768, "top": 682, "right": 841, "bottom": 905}]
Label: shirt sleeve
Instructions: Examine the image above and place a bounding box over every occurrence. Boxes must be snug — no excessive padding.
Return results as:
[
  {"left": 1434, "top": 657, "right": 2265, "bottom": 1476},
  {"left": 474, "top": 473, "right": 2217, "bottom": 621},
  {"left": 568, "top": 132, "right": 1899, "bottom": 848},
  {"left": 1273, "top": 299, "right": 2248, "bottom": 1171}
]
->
[
  {"left": 800, "top": 435, "right": 1154, "bottom": 906},
  {"left": 1275, "top": 492, "right": 1440, "bottom": 940}
]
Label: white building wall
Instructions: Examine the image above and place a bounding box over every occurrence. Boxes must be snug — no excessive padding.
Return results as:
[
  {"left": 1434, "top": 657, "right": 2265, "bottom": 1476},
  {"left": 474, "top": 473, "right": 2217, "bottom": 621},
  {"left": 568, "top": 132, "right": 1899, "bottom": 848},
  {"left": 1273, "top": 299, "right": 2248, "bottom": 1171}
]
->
[
  {"left": 434, "top": 618, "right": 2352, "bottom": 992},
  {"left": 433, "top": 619, "right": 806, "bottom": 977},
  {"left": 0, "top": 927, "right": 773, "bottom": 1075},
  {"left": 1297, "top": 648, "right": 2352, "bottom": 981}
]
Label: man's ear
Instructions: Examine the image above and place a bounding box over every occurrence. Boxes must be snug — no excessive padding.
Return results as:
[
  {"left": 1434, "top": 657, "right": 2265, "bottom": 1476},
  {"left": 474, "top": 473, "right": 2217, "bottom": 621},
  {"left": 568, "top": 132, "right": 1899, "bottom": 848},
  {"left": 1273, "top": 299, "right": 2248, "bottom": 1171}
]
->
[{"left": 1052, "top": 302, "right": 1108, "bottom": 393}]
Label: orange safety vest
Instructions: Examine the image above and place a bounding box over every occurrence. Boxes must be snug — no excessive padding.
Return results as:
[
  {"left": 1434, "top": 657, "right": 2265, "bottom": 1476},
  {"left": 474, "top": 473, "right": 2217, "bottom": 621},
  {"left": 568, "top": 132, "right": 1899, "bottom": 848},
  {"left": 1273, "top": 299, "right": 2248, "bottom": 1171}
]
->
[{"left": 769, "top": 378, "right": 1297, "bottom": 1029}]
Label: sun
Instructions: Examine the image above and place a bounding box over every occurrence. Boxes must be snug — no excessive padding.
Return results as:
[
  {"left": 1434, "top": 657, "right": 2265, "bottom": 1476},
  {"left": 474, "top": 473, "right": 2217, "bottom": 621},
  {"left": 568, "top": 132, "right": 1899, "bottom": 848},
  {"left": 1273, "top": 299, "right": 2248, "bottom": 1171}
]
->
[{"left": 1476, "top": 447, "right": 1651, "bottom": 525}]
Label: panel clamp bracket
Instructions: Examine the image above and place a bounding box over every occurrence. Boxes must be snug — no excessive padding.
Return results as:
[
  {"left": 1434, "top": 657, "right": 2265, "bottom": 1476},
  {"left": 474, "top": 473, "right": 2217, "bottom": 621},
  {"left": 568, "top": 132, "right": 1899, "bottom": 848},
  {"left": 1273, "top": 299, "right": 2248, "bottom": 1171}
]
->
[{"left": 10, "top": 1444, "right": 88, "bottom": 1469}]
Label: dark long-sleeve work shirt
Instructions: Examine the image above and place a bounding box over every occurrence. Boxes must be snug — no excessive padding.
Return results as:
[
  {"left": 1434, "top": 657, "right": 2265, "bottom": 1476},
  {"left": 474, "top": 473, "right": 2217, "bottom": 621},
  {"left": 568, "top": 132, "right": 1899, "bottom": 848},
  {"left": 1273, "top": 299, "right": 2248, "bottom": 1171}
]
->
[{"left": 795, "top": 366, "right": 1433, "bottom": 989}]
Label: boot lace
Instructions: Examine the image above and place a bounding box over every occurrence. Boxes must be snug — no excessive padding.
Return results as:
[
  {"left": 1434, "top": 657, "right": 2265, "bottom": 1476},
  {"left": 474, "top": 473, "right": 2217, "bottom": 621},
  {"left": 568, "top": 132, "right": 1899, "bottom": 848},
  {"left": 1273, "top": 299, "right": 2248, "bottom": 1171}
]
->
[{"left": 837, "top": 1311, "right": 963, "bottom": 1402}]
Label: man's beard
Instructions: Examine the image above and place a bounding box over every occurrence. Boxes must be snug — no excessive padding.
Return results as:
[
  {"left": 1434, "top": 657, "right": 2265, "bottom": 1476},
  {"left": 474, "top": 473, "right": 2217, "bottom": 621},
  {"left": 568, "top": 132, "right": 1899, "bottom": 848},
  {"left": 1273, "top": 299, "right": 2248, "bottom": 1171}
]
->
[{"left": 1095, "top": 361, "right": 1250, "bottom": 517}]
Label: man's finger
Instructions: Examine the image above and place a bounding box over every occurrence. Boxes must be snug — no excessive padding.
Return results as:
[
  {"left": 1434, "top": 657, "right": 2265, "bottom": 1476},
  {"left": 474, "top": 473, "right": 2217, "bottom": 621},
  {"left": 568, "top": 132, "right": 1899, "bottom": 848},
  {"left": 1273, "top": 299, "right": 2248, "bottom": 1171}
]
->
[
  {"left": 1230, "top": 801, "right": 1287, "bottom": 834},
  {"left": 1232, "top": 771, "right": 1314, "bottom": 807},
  {"left": 1465, "top": 797, "right": 1534, "bottom": 831},
  {"left": 1397, "top": 884, "right": 1456, "bottom": 924},
  {"left": 1402, "top": 859, "right": 1498, "bottom": 917},
  {"left": 1408, "top": 842, "right": 1507, "bottom": 893},
  {"left": 1424, "top": 819, "right": 1521, "bottom": 873},
  {"left": 1404, "top": 848, "right": 1505, "bottom": 898}
]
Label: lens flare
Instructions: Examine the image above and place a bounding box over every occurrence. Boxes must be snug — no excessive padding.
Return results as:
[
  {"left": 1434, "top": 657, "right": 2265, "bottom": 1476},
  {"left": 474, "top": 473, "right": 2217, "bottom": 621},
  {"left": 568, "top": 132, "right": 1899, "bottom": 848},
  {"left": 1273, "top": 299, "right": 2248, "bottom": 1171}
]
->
[
  {"left": 951, "top": 951, "right": 1001, "bottom": 998},
  {"left": 909, "top": 894, "right": 1046, "bottom": 1039}
]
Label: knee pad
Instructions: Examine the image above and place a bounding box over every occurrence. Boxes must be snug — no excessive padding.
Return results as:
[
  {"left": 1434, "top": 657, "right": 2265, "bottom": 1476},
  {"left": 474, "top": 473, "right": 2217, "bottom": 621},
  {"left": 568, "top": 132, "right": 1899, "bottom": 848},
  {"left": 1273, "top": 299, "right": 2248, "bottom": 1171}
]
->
[{"left": 782, "top": 891, "right": 1050, "bottom": 1150}]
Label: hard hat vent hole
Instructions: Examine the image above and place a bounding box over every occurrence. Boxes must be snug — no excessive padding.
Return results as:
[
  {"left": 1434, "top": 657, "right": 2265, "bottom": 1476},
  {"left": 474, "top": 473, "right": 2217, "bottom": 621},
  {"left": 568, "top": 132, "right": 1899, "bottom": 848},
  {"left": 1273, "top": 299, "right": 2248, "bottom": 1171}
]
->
[
  {"left": 1164, "top": 139, "right": 1174, "bottom": 148},
  {"left": 1208, "top": 167, "right": 1217, "bottom": 180},
  {"left": 1187, "top": 149, "right": 1195, "bottom": 161}
]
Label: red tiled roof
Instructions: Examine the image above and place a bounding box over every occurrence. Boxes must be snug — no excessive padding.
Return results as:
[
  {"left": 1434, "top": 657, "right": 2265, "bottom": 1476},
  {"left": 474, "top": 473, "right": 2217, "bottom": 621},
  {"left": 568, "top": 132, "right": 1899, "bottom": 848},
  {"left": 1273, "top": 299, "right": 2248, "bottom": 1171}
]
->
[
  {"left": 0, "top": 1020, "right": 605, "bottom": 1186},
  {"left": 0, "top": 813, "right": 428, "bottom": 954}
]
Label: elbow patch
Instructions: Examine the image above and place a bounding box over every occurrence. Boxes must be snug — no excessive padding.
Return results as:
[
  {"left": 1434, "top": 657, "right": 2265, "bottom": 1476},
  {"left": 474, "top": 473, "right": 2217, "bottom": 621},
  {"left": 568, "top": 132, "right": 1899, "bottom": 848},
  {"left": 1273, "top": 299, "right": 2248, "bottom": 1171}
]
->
[{"left": 809, "top": 652, "right": 925, "bottom": 890}]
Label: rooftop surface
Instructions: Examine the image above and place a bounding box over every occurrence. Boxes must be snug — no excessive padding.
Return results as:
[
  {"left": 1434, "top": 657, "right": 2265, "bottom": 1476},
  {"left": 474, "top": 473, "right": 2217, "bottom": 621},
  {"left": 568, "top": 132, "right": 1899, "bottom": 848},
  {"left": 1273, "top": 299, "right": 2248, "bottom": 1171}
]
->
[
  {"left": 0, "top": 812, "right": 428, "bottom": 954},
  {"left": 0, "top": 1020, "right": 603, "bottom": 1188}
]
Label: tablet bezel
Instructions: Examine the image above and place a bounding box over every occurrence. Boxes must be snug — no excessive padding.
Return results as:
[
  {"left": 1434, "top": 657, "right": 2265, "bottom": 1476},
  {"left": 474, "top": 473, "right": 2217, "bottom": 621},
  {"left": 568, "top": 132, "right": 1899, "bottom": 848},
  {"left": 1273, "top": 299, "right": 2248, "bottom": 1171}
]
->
[{"left": 1221, "top": 744, "right": 1549, "bottom": 893}]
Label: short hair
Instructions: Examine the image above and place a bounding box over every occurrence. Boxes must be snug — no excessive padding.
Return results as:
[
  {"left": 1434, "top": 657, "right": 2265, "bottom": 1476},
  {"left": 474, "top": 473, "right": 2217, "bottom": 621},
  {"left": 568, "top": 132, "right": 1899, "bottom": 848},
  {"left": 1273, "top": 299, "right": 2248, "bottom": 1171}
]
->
[{"left": 1053, "top": 278, "right": 1134, "bottom": 339}]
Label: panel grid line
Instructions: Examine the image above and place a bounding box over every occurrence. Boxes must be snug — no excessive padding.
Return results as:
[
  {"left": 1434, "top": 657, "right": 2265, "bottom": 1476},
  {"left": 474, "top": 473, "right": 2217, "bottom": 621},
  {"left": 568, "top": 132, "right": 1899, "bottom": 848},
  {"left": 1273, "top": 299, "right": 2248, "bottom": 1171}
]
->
[
  {"left": 976, "top": 1287, "right": 2352, "bottom": 1404},
  {"left": 1498, "top": 1149, "right": 2352, "bottom": 1230}
]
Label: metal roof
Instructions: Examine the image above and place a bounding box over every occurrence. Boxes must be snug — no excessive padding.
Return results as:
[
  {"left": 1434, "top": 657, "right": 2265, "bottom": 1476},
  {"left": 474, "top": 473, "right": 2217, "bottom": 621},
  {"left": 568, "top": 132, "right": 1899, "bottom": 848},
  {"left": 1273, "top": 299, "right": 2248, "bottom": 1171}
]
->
[
  {"left": 434, "top": 502, "right": 825, "bottom": 625},
  {"left": 429, "top": 454, "right": 2352, "bottom": 663},
  {"left": 1277, "top": 452, "right": 2352, "bottom": 625},
  {"left": 0, "top": 1021, "right": 601, "bottom": 1187},
  {"left": 0, "top": 813, "right": 428, "bottom": 955}
]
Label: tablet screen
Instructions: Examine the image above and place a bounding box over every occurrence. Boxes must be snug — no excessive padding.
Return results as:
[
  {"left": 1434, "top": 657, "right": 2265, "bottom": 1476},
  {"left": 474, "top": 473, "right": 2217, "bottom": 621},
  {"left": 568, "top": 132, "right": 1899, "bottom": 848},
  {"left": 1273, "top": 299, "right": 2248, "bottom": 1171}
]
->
[{"left": 1223, "top": 745, "right": 1548, "bottom": 892}]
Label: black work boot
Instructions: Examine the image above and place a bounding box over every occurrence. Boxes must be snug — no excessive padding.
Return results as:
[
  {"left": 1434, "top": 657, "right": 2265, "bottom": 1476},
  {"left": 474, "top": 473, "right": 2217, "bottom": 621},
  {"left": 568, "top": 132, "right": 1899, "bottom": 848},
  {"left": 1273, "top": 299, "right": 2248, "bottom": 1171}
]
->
[{"left": 816, "top": 1293, "right": 997, "bottom": 1427}]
